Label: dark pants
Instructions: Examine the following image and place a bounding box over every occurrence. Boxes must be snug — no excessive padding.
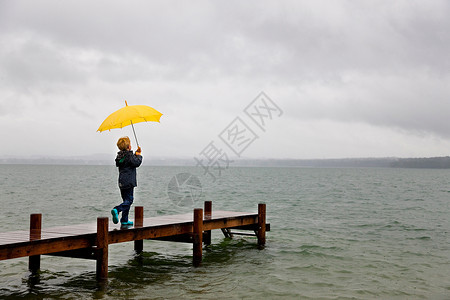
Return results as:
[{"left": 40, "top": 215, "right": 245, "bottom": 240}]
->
[{"left": 115, "top": 187, "right": 134, "bottom": 223}]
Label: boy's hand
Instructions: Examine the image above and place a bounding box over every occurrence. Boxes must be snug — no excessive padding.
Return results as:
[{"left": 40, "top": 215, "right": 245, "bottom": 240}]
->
[{"left": 136, "top": 147, "right": 142, "bottom": 155}]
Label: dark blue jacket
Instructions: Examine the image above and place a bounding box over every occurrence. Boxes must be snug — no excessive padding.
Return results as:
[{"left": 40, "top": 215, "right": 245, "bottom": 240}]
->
[{"left": 115, "top": 150, "right": 142, "bottom": 189}]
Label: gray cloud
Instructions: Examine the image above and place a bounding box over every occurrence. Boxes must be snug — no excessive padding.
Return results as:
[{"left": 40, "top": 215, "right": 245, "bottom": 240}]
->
[
  {"left": 283, "top": 71, "right": 450, "bottom": 137},
  {"left": 2, "top": 1, "right": 448, "bottom": 80},
  {"left": 0, "top": 0, "right": 449, "bottom": 158}
]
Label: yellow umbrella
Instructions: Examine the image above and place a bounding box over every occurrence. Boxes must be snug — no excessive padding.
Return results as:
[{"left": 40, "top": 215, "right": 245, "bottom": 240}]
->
[{"left": 97, "top": 101, "right": 162, "bottom": 147}]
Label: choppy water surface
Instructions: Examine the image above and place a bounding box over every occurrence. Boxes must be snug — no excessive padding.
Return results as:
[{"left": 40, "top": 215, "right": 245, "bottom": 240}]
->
[{"left": 0, "top": 165, "right": 449, "bottom": 299}]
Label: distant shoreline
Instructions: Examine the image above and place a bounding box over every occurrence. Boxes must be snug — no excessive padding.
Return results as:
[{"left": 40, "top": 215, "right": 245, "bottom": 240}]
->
[{"left": 1, "top": 156, "right": 450, "bottom": 168}]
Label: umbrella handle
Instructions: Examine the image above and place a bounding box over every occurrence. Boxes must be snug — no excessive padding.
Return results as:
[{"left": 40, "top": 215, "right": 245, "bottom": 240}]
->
[{"left": 130, "top": 121, "right": 140, "bottom": 148}]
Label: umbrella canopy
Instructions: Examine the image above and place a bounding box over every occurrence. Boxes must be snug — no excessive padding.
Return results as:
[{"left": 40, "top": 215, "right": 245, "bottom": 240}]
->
[{"left": 97, "top": 101, "right": 162, "bottom": 146}]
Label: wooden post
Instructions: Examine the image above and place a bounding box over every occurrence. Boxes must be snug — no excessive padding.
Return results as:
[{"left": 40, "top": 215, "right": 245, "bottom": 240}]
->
[
  {"left": 134, "top": 206, "right": 144, "bottom": 253},
  {"left": 29, "top": 213, "right": 42, "bottom": 274},
  {"left": 193, "top": 208, "right": 203, "bottom": 266},
  {"left": 204, "top": 201, "right": 212, "bottom": 246},
  {"left": 96, "top": 217, "right": 109, "bottom": 281},
  {"left": 257, "top": 203, "right": 266, "bottom": 248}
]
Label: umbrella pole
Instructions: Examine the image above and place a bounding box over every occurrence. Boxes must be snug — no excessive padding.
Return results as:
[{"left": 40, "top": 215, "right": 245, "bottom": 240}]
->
[{"left": 130, "top": 121, "right": 140, "bottom": 148}]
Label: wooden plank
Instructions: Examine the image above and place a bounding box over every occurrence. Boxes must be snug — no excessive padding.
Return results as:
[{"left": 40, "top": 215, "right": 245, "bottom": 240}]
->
[
  {"left": 204, "top": 201, "right": 212, "bottom": 245},
  {"left": 257, "top": 203, "right": 266, "bottom": 247},
  {"left": 227, "top": 223, "right": 271, "bottom": 231},
  {"left": 96, "top": 217, "right": 109, "bottom": 280},
  {"left": 0, "top": 235, "right": 95, "bottom": 260},
  {"left": 135, "top": 211, "right": 256, "bottom": 227},
  {"left": 107, "top": 214, "right": 259, "bottom": 244},
  {"left": 193, "top": 208, "right": 203, "bottom": 266},
  {"left": 204, "top": 201, "right": 212, "bottom": 218},
  {"left": 134, "top": 206, "right": 144, "bottom": 253},
  {"left": 0, "top": 213, "right": 258, "bottom": 245},
  {"left": 29, "top": 213, "right": 42, "bottom": 273},
  {"left": 108, "top": 222, "right": 193, "bottom": 244},
  {"left": 203, "top": 215, "right": 258, "bottom": 231}
]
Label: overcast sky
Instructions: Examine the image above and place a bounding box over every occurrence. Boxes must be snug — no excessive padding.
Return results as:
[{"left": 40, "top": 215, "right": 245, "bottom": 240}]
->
[{"left": 0, "top": 0, "right": 449, "bottom": 160}]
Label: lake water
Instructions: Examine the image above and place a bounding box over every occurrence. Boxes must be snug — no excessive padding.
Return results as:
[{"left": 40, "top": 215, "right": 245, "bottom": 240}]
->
[{"left": 0, "top": 165, "right": 449, "bottom": 299}]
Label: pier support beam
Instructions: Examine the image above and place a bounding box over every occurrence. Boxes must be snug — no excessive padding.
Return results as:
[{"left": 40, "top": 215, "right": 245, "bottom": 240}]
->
[
  {"left": 29, "top": 213, "right": 42, "bottom": 274},
  {"left": 193, "top": 208, "right": 203, "bottom": 267},
  {"left": 204, "top": 201, "right": 212, "bottom": 246},
  {"left": 134, "top": 206, "right": 144, "bottom": 253},
  {"left": 257, "top": 203, "right": 266, "bottom": 248},
  {"left": 96, "top": 217, "right": 109, "bottom": 281}
]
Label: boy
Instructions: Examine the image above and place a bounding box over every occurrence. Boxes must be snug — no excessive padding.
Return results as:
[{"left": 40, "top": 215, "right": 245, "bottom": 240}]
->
[{"left": 111, "top": 136, "right": 142, "bottom": 226}]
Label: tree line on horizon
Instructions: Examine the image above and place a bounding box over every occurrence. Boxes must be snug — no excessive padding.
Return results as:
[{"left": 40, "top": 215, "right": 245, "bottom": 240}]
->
[{"left": 389, "top": 156, "right": 450, "bottom": 169}]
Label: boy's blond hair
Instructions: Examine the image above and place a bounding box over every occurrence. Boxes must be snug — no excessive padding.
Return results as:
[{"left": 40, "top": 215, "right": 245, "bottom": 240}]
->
[{"left": 117, "top": 136, "right": 131, "bottom": 151}]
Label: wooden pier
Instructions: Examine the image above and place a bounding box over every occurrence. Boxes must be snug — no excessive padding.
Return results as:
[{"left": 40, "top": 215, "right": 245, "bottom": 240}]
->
[{"left": 0, "top": 202, "right": 269, "bottom": 280}]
